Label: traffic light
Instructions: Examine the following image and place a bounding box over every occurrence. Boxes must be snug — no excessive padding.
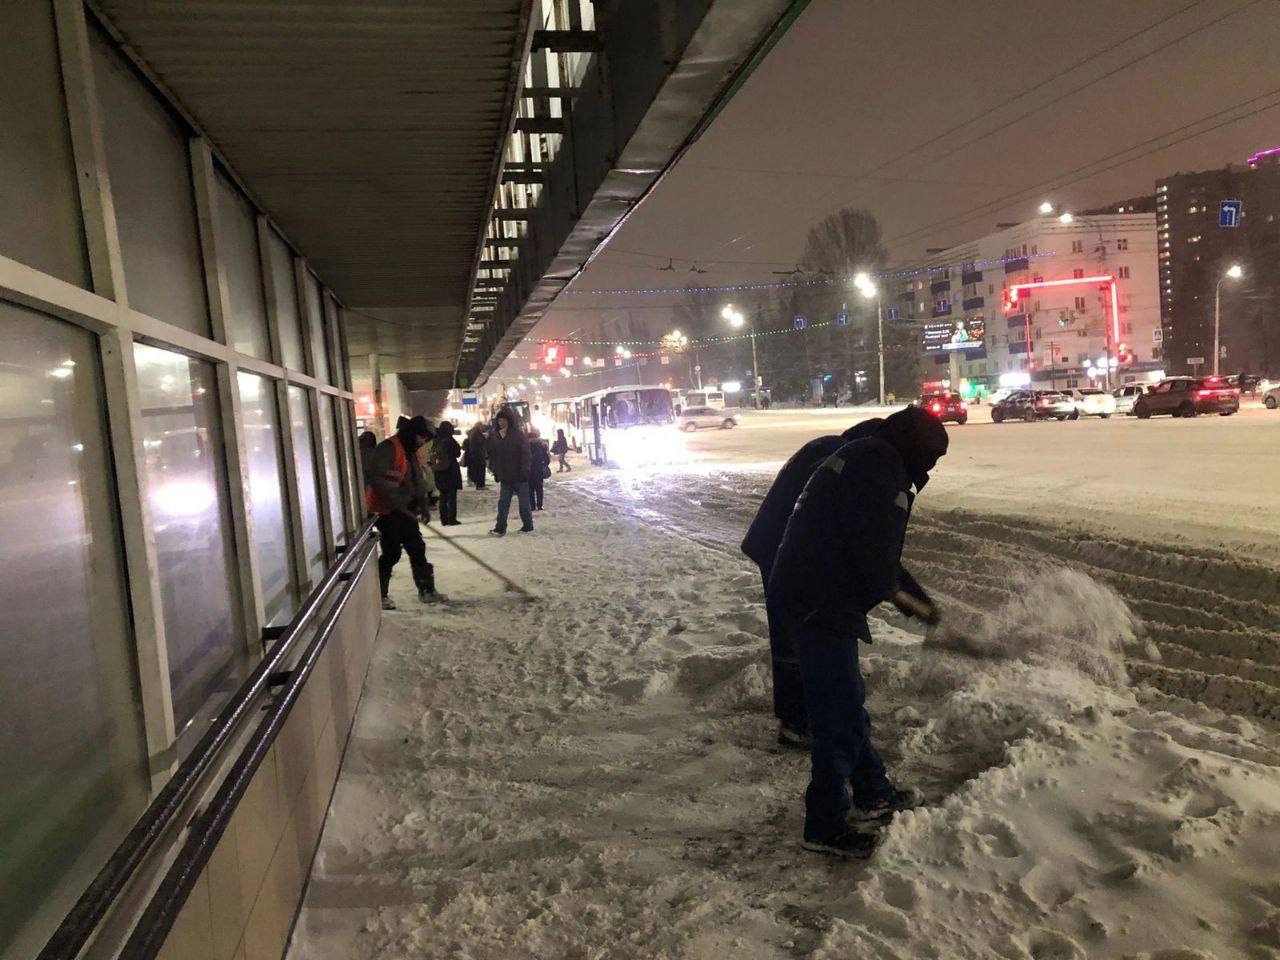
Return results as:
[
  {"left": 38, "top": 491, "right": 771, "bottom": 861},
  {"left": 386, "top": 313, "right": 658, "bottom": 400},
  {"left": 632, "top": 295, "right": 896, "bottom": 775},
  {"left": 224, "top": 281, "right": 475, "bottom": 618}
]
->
[{"left": 1117, "top": 343, "right": 1134, "bottom": 366}]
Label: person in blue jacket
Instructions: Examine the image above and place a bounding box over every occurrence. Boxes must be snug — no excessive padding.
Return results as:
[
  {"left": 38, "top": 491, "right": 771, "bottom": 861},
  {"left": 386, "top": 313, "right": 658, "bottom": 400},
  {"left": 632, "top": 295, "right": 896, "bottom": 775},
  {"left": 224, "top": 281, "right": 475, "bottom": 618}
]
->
[
  {"left": 741, "top": 419, "right": 884, "bottom": 749},
  {"left": 768, "top": 406, "right": 948, "bottom": 860}
]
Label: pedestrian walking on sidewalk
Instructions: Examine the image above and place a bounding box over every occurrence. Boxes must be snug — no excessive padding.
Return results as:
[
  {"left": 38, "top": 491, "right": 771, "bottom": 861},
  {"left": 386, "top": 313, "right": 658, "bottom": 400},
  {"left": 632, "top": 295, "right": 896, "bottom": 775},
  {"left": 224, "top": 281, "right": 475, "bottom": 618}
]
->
[
  {"left": 769, "top": 407, "right": 948, "bottom": 860},
  {"left": 487, "top": 408, "right": 533, "bottom": 535},
  {"left": 742, "top": 418, "right": 884, "bottom": 750},
  {"left": 551, "top": 429, "right": 571, "bottom": 472},
  {"left": 430, "top": 420, "right": 463, "bottom": 526},
  {"left": 462, "top": 422, "right": 489, "bottom": 490},
  {"left": 528, "top": 428, "right": 551, "bottom": 511},
  {"left": 366, "top": 415, "right": 445, "bottom": 608}
]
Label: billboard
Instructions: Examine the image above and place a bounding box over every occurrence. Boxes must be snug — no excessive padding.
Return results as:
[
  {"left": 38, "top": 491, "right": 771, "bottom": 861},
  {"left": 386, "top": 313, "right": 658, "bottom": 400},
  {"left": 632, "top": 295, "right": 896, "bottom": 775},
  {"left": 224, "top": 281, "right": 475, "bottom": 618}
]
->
[{"left": 922, "top": 316, "right": 985, "bottom": 353}]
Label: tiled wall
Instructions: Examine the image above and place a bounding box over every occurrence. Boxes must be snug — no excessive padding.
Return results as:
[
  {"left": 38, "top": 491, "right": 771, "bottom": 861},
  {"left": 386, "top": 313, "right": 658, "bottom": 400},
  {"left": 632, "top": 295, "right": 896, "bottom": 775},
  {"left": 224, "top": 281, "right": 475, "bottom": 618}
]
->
[{"left": 156, "top": 559, "right": 381, "bottom": 960}]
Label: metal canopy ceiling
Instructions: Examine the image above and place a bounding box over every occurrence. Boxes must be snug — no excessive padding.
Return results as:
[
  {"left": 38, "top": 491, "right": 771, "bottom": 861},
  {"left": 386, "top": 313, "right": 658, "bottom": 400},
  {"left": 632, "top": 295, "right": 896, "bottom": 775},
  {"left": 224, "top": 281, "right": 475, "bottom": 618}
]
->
[
  {"left": 93, "top": 0, "right": 532, "bottom": 385},
  {"left": 93, "top": 0, "right": 808, "bottom": 392}
]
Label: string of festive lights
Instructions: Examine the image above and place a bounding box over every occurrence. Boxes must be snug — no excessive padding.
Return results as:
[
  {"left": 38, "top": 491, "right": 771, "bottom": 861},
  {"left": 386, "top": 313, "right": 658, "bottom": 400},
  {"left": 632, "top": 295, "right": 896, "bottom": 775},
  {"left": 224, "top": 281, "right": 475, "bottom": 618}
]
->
[{"left": 559, "top": 252, "right": 1057, "bottom": 297}]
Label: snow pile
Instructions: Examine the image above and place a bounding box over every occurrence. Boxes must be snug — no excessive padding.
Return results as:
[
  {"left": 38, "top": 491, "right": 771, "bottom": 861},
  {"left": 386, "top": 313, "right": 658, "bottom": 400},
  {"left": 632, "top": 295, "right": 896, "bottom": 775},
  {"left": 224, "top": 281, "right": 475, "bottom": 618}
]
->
[{"left": 928, "top": 567, "right": 1153, "bottom": 684}]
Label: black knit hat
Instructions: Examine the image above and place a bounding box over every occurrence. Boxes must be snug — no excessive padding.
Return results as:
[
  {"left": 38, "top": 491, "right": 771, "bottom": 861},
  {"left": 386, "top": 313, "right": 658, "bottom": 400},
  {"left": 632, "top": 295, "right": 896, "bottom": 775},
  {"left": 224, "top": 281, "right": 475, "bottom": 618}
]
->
[{"left": 876, "top": 406, "right": 949, "bottom": 489}]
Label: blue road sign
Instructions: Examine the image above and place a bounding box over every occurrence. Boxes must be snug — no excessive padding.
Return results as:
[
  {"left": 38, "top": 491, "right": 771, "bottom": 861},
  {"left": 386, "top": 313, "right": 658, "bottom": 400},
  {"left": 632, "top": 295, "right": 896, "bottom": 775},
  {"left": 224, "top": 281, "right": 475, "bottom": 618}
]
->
[
  {"left": 835, "top": 311, "right": 849, "bottom": 327},
  {"left": 886, "top": 307, "right": 900, "bottom": 321},
  {"left": 794, "top": 316, "right": 807, "bottom": 330},
  {"left": 1219, "top": 200, "right": 1242, "bottom": 228}
]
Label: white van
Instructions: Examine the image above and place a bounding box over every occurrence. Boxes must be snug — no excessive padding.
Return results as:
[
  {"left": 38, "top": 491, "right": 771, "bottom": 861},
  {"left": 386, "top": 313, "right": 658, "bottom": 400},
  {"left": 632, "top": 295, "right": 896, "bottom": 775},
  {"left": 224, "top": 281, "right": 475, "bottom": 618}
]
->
[{"left": 683, "top": 389, "right": 726, "bottom": 411}]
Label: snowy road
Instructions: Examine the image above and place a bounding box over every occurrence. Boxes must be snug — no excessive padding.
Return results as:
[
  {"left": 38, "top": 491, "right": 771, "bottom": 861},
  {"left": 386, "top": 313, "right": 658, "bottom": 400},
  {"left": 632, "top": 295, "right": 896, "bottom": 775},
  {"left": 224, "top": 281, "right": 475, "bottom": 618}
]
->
[{"left": 289, "top": 409, "right": 1280, "bottom": 960}]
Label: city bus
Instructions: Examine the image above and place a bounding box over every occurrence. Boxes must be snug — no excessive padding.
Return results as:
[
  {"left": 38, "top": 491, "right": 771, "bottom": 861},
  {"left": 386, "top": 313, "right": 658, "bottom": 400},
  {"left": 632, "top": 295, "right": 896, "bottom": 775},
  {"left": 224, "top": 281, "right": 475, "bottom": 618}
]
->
[{"left": 555, "top": 385, "right": 676, "bottom": 465}]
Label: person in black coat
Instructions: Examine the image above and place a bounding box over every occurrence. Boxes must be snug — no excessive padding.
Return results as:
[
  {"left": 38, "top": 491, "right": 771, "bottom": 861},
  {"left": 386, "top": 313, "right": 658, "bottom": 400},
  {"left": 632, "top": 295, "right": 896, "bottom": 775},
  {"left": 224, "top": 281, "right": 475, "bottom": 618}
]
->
[
  {"left": 768, "top": 407, "right": 948, "bottom": 860},
  {"left": 487, "top": 409, "right": 533, "bottom": 535},
  {"left": 741, "top": 418, "right": 883, "bottom": 748},
  {"left": 431, "top": 420, "right": 463, "bottom": 526},
  {"left": 551, "top": 429, "right": 571, "bottom": 472},
  {"left": 462, "top": 422, "right": 489, "bottom": 489},
  {"left": 528, "top": 429, "right": 551, "bottom": 510}
]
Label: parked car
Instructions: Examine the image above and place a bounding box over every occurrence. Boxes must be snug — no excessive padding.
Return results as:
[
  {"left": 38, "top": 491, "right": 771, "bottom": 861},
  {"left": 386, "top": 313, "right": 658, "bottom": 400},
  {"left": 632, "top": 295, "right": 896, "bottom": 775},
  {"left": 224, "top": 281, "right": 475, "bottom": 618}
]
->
[
  {"left": 991, "top": 390, "right": 1070, "bottom": 422},
  {"left": 1112, "top": 383, "right": 1146, "bottom": 415},
  {"left": 1132, "top": 377, "right": 1240, "bottom": 418},
  {"left": 1063, "top": 387, "right": 1116, "bottom": 418},
  {"left": 1263, "top": 383, "right": 1280, "bottom": 410},
  {"left": 678, "top": 406, "right": 739, "bottom": 430},
  {"left": 917, "top": 392, "right": 968, "bottom": 425}
]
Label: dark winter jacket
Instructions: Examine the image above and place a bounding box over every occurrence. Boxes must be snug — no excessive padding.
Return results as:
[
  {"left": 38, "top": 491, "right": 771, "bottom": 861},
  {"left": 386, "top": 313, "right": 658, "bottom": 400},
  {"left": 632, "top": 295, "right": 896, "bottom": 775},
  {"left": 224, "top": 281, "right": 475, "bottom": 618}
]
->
[
  {"left": 430, "top": 422, "right": 463, "bottom": 492},
  {"left": 551, "top": 435, "right": 569, "bottom": 456},
  {"left": 529, "top": 438, "right": 551, "bottom": 481},
  {"left": 741, "top": 418, "right": 884, "bottom": 582},
  {"left": 767, "top": 437, "right": 913, "bottom": 641},
  {"left": 488, "top": 425, "right": 531, "bottom": 483}
]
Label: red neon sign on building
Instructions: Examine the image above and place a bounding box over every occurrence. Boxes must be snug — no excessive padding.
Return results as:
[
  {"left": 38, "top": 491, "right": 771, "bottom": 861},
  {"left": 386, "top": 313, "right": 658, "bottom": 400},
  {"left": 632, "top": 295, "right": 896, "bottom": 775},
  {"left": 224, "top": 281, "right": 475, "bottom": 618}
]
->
[{"left": 1006, "top": 274, "right": 1121, "bottom": 344}]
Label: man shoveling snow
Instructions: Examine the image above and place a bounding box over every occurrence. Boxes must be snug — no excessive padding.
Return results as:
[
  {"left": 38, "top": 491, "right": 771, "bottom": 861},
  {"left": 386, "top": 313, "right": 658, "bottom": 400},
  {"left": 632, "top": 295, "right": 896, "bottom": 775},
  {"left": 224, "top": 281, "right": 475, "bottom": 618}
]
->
[{"left": 769, "top": 406, "right": 949, "bottom": 859}]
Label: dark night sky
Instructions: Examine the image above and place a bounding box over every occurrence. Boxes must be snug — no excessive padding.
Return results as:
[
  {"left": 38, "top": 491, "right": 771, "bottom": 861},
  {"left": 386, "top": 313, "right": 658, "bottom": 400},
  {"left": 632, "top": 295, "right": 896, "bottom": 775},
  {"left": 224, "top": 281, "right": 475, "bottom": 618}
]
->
[{"left": 495, "top": 0, "right": 1280, "bottom": 383}]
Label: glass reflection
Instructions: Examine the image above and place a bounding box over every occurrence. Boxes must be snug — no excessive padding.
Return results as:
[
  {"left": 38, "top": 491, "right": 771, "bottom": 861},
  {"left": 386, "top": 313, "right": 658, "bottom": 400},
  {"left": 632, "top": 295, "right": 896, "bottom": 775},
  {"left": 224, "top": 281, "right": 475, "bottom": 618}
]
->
[
  {"left": 288, "top": 385, "right": 325, "bottom": 583},
  {"left": 134, "top": 343, "right": 242, "bottom": 729}
]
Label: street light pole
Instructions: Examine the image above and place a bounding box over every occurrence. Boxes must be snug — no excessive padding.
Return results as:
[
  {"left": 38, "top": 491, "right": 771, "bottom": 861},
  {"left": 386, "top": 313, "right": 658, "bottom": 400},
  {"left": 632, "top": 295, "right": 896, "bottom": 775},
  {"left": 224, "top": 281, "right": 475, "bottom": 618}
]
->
[
  {"left": 1214, "top": 264, "right": 1244, "bottom": 376},
  {"left": 748, "top": 315, "right": 761, "bottom": 409},
  {"left": 876, "top": 297, "right": 885, "bottom": 405}
]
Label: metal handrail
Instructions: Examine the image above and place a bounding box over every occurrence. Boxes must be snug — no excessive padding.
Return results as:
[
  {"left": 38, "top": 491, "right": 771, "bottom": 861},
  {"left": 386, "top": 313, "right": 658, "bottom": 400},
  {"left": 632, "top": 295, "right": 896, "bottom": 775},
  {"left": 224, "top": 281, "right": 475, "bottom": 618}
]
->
[
  {"left": 121, "top": 532, "right": 379, "bottom": 957},
  {"left": 38, "top": 518, "right": 378, "bottom": 960}
]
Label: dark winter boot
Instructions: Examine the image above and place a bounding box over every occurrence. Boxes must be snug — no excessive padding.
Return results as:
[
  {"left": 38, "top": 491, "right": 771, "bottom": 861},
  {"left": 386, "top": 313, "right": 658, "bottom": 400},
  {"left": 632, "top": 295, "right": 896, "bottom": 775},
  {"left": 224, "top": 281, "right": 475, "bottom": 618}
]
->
[
  {"left": 852, "top": 785, "right": 923, "bottom": 823},
  {"left": 802, "top": 829, "right": 878, "bottom": 860},
  {"left": 418, "top": 562, "right": 446, "bottom": 603}
]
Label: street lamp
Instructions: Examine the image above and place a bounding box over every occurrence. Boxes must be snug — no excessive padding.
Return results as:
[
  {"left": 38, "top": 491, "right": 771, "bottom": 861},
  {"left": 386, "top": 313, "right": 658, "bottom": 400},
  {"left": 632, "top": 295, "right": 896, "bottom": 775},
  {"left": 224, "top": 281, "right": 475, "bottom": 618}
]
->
[
  {"left": 722, "top": 305, "right": 761, "bottom": 408},
  {"left": 1214, "top": 264, "right": 1244, "bottom": 376},
  {"left": 855, "top": 274, "right": 885, "bottom": 405},
  {"left": 1038, "top": 201, "right": 1055, "bottom": 215}
]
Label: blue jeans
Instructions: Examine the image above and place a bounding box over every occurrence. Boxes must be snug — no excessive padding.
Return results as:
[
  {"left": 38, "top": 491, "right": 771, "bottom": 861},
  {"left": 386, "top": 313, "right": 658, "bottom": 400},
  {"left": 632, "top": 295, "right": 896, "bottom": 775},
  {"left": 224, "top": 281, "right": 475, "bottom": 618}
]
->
[
  {"left": 495, "top": 480, "right": 533, "bottom": 533},
  {"left": 793, "top": 617, "right": 891, "bottom": 841}
]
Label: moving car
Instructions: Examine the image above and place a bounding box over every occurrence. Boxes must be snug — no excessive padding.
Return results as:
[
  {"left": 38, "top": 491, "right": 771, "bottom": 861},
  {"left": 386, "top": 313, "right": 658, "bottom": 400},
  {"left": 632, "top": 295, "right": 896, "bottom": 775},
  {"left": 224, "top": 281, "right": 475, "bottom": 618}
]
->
[
  {"left": 678, "top": 406, "right": 739, "bottom": 430},
  {"left": 1063, "top": 387, "right": 1116, "bottom": 418},
  {"left": 1112, "top": 383, "right": 1146, "bottom": 415},
  {"left": 682, "top": 389, "right": 726, "bottom": 411},
  {"left": 917, "top": 392, "right": 968, "bottom": 425},
  {"left": 1262, "top": 383, "right": 1279, "bottom": 409},
  {"left": 1132, "top": 377, "right": 1240, "bottom": 418},
  {"left": 991, "top": 390, "right": 1071, "bottom": 422}
]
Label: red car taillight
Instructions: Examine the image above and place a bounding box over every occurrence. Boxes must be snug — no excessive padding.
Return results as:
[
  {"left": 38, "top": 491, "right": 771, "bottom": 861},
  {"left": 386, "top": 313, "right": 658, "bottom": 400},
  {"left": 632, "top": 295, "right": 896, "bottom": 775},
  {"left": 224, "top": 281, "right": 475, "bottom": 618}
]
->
[{"left": 931, "top": 403, "right": 942, "bottom": 413}]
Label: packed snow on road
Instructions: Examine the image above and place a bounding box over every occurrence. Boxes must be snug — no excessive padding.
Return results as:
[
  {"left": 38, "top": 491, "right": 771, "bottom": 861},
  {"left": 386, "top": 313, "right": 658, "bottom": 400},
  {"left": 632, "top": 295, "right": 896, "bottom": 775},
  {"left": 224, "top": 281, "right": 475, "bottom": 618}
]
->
[{"left": 290, "top": 408, "right": 1280, "bottom": 960}]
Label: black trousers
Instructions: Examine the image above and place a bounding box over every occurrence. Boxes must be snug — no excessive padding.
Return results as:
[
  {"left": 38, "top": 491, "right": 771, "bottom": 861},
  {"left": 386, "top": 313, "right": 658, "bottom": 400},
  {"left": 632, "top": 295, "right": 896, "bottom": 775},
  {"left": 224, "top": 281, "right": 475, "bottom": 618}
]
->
[
  {"left": 529, "top": 476, "right": 545, "bottom": 509},
  {"left": 764, "top": 575, "right": 808, "bottom": 733},
  {"left": 439, "top": 487, "right": 458, "bottom": 524},
  {"left": 375, "top": 513, "right": 433, "bottom": 596}
]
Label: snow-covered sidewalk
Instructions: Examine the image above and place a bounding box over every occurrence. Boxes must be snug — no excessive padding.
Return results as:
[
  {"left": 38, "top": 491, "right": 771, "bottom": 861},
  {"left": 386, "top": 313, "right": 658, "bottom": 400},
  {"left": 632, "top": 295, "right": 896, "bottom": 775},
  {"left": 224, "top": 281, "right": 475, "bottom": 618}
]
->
[{"left": 288, "top": 479, "right": 1280, "bottom": 960}]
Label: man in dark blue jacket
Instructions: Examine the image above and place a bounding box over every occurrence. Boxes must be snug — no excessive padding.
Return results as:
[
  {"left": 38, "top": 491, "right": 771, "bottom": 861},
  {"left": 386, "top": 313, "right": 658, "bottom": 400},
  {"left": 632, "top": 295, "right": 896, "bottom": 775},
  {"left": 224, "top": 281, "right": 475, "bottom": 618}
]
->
[
  {"left": 741, "top": 419, "right": 883, "bottom": 748},
  {"left": 768, "top": 406, "right": 948, "bottom": 859}
]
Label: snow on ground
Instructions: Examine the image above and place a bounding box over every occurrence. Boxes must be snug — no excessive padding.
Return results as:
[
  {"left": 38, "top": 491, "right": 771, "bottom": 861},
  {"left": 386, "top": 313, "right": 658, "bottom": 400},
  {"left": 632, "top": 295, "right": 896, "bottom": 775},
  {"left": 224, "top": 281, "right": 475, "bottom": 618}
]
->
[{"left": 289, "top": 411, "right": 1280, "bottom": 960}]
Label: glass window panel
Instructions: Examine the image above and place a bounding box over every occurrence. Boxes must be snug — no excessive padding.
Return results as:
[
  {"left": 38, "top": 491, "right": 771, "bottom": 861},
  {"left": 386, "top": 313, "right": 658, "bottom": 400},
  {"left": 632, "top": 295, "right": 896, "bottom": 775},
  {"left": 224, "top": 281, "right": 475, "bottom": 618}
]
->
[
  {"left": 0, "top": 303, "right": 146, "bottom": 958},
  {"left": 335, "top": 398, "right": 360, "bottom": 525},
  {"left": 287, "top": 385, "right": 325, "bottom": 583},
  {"left": 134, "top": 344, "right": 242, "bottom": 729},
  {"left": 302, "top": 275, "right": 330, "bottom": 384},
  {"left": 266, "top": 230, "right": 305, "bottom": 371},
  {"left": 236, "top": 372, "right": 297, "bottom": 627},
  {"left": 92, "top": 25, "right": 210, "bottom": 335},
  {"left": 317, "top": 394, "right": 346, "bottom": 545},
  {"left": 322, "top": 296, "right": 342, "bottom": 387},
  {"left": 214, "top": 172, "right": 270, "bottom": 358},
  {"left": 0, "top": 3, "right": 90, "bottom": 288}
]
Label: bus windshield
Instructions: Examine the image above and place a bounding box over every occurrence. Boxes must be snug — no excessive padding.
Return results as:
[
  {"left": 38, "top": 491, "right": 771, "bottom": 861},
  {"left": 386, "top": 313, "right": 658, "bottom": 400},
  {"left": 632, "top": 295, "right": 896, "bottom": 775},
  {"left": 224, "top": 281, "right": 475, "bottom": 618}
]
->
[{"left": 602, "top": 389, "right": 674, "bottom": 427}]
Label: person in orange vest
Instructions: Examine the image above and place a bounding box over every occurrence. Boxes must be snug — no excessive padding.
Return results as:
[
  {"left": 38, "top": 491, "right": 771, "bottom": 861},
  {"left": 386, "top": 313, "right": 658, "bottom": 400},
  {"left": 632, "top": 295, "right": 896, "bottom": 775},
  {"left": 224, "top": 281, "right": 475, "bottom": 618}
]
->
[{"left": 365, "top": 415, "right": 443, "bottom": 608}]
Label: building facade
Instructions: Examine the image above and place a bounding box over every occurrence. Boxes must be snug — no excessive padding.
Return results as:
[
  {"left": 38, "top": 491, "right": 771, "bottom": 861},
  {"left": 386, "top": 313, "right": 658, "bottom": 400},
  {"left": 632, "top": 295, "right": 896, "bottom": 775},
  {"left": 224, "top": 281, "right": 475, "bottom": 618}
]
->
[
  {"left": 1157, "top": 152, "right": 1280, "bottom": 376},
  {"left": 893, "top": 211, "right": 1161, "bottom": 395}
]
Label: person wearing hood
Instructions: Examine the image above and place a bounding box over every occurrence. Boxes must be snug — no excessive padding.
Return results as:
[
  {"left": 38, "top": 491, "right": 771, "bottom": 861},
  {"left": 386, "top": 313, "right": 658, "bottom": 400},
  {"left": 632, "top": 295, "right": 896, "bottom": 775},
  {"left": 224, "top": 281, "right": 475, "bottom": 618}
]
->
[
  {"left": 430, "top": 420, "right": 463, "bottom": 526},
  {"left": 366, "top": 415, "right": 444, "bottom": 608},
  {"left": 527, "top": 427, "right": 550, "bottom": 511},
  {"left": 462, "top": 421, "right": 489, "bottom": 489},
  {"left": 768, "top": 406, "right": 948, "bottom": 860},
  {"left": 741, "top": 418, "right": 884, "bottom": 750},
  {"left": 487, "top": 407, "right": 533, "bottom": 535}
]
